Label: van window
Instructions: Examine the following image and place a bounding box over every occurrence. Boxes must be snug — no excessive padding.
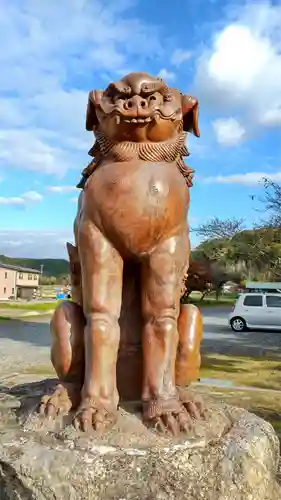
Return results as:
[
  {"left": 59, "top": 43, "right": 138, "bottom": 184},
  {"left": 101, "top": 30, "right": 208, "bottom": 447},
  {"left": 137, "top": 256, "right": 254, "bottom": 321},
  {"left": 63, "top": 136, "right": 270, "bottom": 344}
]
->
[
  {"left": 243, "top": 295, "right": 263, "bottom": 307},
  {"left": 266, "top": 295, "right": 281, "bottom": 308}
]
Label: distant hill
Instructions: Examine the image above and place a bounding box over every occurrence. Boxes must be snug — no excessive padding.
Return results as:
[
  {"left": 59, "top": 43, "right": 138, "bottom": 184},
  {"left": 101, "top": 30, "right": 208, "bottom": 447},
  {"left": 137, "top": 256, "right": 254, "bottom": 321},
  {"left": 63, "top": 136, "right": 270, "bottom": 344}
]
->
[{"left": 0, "top": 255, "right": 69, "bottom": 277}]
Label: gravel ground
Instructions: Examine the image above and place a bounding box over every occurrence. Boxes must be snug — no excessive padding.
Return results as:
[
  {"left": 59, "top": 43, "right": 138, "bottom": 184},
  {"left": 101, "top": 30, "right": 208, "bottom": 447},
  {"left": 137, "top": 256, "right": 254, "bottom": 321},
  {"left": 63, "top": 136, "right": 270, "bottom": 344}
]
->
[{"left": 0, "top": 316, "right": 51, "bottom": 380}]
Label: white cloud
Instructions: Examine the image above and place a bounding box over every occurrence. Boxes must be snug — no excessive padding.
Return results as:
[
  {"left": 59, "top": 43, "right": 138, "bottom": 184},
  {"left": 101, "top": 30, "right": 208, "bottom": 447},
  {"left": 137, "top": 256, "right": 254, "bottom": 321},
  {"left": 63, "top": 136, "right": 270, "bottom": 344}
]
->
[
  {"left": 22, "top": 191, "right": 43, "bottom": 202},
  {"left": 157, "top": 69, "right": 176, "bottom": 81},
  {"left": 204, "top": 172, "right": 281, "bottom": 186},
  {"left": 0, "top": 0, "right": 163, "bottom": 177},
  {"left": 47, "top": 185, "right": 78, "bottom": 194},
  {"left": 171, "top": 49, "right": 192, "bottom": 66},
  {"left": 0, "top": 190, "right": 43, "bottom": 206},
  {"left": 212, "top": 118, "right": 246, "bottom": 146},
  {"left": 0, "top": 129, "right": 77, "bottom": 176},
  {"left": 260, "top": 108, "right": 281, "bottom": 127},
  {"left": 195, "top": 2, "right": 281, "bottom": 136},
  {"left": 0, "top": 229, "right": 73, "bottom": 258}
]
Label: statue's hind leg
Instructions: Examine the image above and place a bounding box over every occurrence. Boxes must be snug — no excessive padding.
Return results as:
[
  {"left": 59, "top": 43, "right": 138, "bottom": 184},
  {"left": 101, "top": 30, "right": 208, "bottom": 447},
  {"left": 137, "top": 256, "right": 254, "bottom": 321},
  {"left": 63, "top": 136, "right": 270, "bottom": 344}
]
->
[
  {"left": 39, "top": 301, "right": 85, "bottom": 418},
  {"left": 176, "top": 304, "right": 202, "bottom": 386},
  {"left": 176, "top": 303, "right": 204, "bottom": 418},
  {"left": 141, "top": 233, "right": 193, "bottom": 435}
]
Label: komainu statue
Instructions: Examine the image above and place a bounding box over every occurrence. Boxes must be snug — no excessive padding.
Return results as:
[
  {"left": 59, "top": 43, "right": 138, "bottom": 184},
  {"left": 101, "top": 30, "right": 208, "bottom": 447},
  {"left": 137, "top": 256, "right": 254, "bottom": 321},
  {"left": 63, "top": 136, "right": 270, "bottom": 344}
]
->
[{"left": 40, "top": 72, "right": 203, "bottom": 435}]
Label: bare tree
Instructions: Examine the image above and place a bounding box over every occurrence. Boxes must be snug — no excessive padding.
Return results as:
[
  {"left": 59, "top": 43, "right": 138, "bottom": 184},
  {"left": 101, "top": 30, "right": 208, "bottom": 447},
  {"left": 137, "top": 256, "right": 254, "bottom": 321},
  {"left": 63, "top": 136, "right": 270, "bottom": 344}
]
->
[
  {"left": 254, "top": 178, "right": 281, "bottom": 278},
  {"left": 192, "top": 217, "right": 245, "bottom": 240},
  {"left": 261, "top": 178, "right": 281, "bottom": 227}
]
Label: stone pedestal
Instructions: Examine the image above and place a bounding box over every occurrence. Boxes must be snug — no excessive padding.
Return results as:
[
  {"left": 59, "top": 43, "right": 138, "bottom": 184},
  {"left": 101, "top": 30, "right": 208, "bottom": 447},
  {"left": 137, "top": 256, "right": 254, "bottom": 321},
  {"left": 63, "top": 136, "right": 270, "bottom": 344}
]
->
[{"left": 0, "top": 380, "right": 280, "bottom": 500}]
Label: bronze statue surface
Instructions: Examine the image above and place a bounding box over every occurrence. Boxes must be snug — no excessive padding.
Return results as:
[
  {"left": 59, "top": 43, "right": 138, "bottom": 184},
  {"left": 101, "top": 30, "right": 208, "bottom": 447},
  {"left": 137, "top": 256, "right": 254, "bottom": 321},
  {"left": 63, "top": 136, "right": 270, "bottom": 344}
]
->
[{"left": 40, "top": 72, "right": 203, "bottom": 435}]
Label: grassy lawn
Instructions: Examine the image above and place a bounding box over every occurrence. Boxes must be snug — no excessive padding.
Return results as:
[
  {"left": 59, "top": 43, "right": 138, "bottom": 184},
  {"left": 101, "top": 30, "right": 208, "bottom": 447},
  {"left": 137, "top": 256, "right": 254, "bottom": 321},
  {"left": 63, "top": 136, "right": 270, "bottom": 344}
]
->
[
  {"left": 0, "top": 293, "right": 236, "bottom": 313},
  {"left": 187, "top": 291, "right": 237, "bottom": 307},
  {"left": 0, "top": 301, "right": 62, "bottom": 311},
  {"left": 201, "top": 353, "right": 281, "bottom": 391}
]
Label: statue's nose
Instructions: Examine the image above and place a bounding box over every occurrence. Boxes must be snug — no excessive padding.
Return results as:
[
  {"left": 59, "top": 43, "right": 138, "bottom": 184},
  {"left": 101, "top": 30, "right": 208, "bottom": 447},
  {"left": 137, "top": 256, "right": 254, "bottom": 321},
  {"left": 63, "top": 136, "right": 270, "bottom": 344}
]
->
[{"left": 123, "top": 95, "right": 148, "bottom": 112}]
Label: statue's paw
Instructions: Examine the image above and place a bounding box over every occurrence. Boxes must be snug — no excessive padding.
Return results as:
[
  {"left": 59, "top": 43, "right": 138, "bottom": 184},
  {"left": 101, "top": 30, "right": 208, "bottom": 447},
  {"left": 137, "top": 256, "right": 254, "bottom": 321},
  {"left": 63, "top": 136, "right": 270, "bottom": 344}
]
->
[
  {"left": 143, "top": 398, "right": 192, "bottom": 436},
  {"left": 38, "top": 382, "right": 80, "bottom": 419},
  {"left": 73, "top": 397, "right": 118, "bottom": 433},
  {"left": 177, "top": 387, "right": 205, "bottom": 420}
]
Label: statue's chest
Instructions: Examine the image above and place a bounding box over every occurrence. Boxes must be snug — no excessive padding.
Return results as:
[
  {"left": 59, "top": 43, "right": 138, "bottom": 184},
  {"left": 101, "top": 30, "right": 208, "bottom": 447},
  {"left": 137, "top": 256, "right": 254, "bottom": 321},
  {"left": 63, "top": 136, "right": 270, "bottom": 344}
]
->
[
  {"left": 83, "top": 161, "right": 189, "bottom": 252},
  {"left": 89, "top": 161, "right": 185, "bottom": 202}
]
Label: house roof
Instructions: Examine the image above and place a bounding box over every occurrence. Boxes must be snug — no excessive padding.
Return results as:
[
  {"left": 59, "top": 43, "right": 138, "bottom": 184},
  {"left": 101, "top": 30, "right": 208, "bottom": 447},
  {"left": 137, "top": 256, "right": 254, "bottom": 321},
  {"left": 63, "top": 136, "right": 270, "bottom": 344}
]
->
[{"left": 0, "top": 262, "right": 40, "bottom": 274}]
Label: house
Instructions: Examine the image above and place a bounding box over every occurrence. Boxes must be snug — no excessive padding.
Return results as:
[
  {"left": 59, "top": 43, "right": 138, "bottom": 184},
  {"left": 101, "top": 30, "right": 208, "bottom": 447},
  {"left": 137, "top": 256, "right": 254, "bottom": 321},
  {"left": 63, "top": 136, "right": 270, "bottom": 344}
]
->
[{"left": 0, "top": 263, "right": 41, "bottom": 301}]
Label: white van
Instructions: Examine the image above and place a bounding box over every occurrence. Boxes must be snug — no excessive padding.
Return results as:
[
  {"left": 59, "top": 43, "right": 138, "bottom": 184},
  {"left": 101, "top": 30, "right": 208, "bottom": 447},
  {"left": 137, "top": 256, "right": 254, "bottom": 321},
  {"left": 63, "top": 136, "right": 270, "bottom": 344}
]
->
[{"left": 229, "top": 293, "right": 281, "bottom": 332}]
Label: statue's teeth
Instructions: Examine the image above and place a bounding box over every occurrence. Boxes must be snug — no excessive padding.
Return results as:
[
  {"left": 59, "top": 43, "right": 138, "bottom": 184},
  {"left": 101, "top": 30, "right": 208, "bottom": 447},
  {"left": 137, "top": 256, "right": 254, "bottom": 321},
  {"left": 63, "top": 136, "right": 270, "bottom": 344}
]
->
[
  {"left": 123, "top": 117, "right": 151, "bottom": 123},
  {"left": 115, "top": 115, "right": 121, "bottom": 125}
]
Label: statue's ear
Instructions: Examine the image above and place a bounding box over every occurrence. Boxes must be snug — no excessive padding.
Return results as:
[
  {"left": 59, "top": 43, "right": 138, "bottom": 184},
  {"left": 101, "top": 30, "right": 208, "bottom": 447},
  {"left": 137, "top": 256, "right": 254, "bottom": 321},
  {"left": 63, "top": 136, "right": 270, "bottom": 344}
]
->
[
  {"left": 85, "top": 90, "right": 103, "bottom": 131},
  {"left": 181, "top": 95, "right": 200, "bottom": 137},
  {"left": 66, "top": 242, "right": 78, "bottom": 262}
]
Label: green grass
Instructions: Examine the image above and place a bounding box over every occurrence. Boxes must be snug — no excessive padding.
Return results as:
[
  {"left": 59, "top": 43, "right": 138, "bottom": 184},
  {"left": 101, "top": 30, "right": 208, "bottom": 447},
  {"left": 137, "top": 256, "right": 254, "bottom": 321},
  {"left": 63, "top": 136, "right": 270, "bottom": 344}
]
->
[
  {"left": 0, "top": 292, "right": 236, "bottom": 313},
  {"left": 0, "top": 301, "right": 63, "bottom": 311},
  {"left": 186, "top": 291, "right": 236, "bottom": 307},
  {"left": 201, "top": 353, "right": 281, "bottom": 391},
  {"left": 0, "top": 316, "right": 11, "bottom": 321}
]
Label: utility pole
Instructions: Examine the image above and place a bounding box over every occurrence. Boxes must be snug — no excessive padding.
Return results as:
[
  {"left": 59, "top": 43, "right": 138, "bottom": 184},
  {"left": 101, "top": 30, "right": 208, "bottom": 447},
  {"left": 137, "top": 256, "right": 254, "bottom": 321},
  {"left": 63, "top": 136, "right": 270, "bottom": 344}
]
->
[{"left": 39, "top": 264, "right": 44, "bottom": 299}]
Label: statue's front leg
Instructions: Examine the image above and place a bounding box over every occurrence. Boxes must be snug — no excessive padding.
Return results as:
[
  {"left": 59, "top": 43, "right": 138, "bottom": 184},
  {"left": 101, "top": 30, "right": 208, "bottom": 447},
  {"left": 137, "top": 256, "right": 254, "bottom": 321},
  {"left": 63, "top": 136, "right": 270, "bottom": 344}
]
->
[
  {"left": 141, "top": 234, "right": 192, "bottom": 435},
  {"left": 73, "top": 221, "right": 123, "bottom": 432}
]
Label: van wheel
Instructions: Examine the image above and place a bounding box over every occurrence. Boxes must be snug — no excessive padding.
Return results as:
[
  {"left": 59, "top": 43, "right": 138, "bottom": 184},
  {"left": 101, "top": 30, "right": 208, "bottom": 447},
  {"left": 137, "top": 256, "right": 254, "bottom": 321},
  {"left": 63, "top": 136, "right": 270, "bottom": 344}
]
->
[{"left": 230, "top": 317, "right": 247, "bottom": 332}]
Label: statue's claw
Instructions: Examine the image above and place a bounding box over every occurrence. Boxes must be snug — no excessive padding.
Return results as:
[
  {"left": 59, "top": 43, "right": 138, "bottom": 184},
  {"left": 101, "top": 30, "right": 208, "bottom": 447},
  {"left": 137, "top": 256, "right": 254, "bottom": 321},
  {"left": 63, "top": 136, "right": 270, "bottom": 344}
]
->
[
  {"left": 38, "top": 382, "right": 81, "bottom": 418},
  {"left": 73, "top": 397, "right": 117, "bottom": 433},
  {"left": 177, "top": 388, "right": 205, "bottom": 420},
  {"left": 143, "top": 397, "right": 192, "bottom": 436}
]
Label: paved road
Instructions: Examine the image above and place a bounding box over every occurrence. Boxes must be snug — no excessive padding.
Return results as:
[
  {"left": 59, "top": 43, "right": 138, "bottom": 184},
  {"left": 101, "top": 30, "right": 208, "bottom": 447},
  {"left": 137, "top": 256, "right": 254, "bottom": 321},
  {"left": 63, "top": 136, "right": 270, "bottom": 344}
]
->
[
  {"left": 0, "top": 306, "right": 280, "bottom": 380},
  {"left": 202, "top": 306, "right": 281, "bottom": 357}
]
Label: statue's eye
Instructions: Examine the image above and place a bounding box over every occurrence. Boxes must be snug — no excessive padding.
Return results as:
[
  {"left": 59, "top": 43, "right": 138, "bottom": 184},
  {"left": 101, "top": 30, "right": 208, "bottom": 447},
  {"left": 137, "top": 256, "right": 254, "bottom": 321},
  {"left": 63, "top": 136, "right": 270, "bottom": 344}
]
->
[
  {"left": 114, "top": 94, "right": 126, "bottom": 103},
  {"left": 149, "top": 95, "right": 157, "bottom": 101},
  {"left": 164, "top": 92, "right": 173, "bottom": 102}
]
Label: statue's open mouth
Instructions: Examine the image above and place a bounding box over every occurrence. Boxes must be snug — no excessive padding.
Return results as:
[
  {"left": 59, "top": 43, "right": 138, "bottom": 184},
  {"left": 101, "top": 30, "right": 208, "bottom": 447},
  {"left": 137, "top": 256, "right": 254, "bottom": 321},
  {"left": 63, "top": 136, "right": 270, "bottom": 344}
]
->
[
  {"left": 113, "top": 111, "right": 177, "bottom": 125},
  {"left": 122, "top": 116, "right": 153, "bottom": 124}
]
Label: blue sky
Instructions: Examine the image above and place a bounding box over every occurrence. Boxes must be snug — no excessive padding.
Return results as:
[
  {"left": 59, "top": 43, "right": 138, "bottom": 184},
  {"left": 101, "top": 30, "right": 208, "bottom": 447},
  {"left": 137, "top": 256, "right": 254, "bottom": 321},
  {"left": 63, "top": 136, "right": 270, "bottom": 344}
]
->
[{"left": 0, "top": 0, "right": 281, "bottom": 258}]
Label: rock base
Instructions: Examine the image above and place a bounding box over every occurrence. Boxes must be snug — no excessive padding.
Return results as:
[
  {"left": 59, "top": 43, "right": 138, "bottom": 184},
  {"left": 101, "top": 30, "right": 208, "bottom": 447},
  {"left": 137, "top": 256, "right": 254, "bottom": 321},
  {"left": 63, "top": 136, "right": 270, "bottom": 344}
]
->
[{"left": 0, "top": 380, "right": 280, "bottom": 499}]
